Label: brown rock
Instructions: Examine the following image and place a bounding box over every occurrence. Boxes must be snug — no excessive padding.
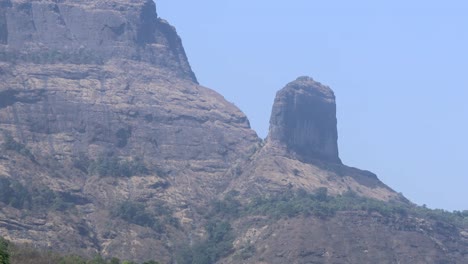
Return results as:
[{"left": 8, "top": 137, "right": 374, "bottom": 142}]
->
[
  {"left": 0, "top": 0, "right": 196, "bottom": 82},
  {"left": 268, "top": 76, "right": 341, "bottom": 164},
  {"left": 0, "top": 0, "right": 260, "bottom": 261},
  {"left": 0, "top": 1, "right": 467, "bottom": 263}
]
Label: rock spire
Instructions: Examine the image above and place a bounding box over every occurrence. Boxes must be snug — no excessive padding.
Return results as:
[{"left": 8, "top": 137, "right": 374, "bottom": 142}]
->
[{"left": 268, "top": 76, "right": 341, "bottom": 163}]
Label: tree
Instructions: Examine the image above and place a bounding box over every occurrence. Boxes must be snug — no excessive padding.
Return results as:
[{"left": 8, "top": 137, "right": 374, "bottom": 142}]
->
[
  {"left": 0, "top": 237, "right": 10, "bottom": 264},
  {"left": 109, "top": 257, "right": 121, "bottom": 264},
  {"left": 88, "top": 255, "right": 106, "bottom": 264},
  {"left": 315, "top": 187, "right": 329, "bottom": 202},
  {"left": 142, "top": 261, "right": 160, "bottom": 264},
  {"left": 122, "top": 261, "right": 137, "bottom": 264},
  {"left": 59, "top": 255, "right": 87, "bottom": 264}
]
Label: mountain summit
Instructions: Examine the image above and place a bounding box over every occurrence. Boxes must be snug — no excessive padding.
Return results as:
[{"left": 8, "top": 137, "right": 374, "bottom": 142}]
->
[{"left": 0, "top": 0, "right": 196, "bottom": 81}]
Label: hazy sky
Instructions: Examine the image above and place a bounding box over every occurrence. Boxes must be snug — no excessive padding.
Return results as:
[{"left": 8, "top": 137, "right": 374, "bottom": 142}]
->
[{"left": 155, "top": 1, "right": 468, "bottom": 211}]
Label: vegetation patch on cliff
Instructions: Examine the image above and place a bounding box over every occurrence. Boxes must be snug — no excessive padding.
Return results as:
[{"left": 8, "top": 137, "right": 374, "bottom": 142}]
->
[
  {"left": 0, "top": 237, "right": 161, "bottom": 264},
  {"left": 210, "top": 189, "right": 468, "bottom": 227}
]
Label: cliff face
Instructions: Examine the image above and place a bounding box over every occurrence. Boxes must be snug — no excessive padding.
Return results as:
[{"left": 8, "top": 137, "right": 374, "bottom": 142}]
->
[
  {"left": 269, "top": 76, "right": 340, "bottom": 164},
  {"left": 0, "top": 0, "right": 258, "bottom": 194},
  {"left": 0, "top": 1, "right": 467, "bottom": 263},
  {"left": 0, "top": 0, "right": 196, "bottom": 81},
  {"left": 0, "top": 0, "right": 260, "bottom": 261}
]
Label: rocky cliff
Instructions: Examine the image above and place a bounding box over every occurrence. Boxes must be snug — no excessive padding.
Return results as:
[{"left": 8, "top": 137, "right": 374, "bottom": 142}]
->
[
  {"left": 0, "top": 0, "right": 260, "bottom": 261},
  {"left": 269, "top": 76, "right": 340, "bottom": 164},
  {"left": 0, "top": 0, "right": 195, "bottom": 81},
  {"left": 0, "top": 0, "right": 467, "bottom": 263}
]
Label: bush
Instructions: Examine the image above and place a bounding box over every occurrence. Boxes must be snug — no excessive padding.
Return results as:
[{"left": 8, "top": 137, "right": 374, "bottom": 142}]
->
[
  {"left": 0, "top": 178, "right": 31, "bottom": 209},
  {"left": 210, "top": 195, "right": 242, "bottom": 219},
  {"left": 59, "top": 255, "right": 87, "bottom": 264},
  {"left": 73, "top": 153, "right": 91, "bottom": 173},
  {"left": 0, "top": 178, "right": 73, "bottom": 211},
  {"left": 6, "top": 241, "right": 160, "bottom": 264},
  {"left": 110, "top": 200, "right": 179, "bottom": 232},
  {"left": 116, "top": 128, "right": 132, "bottom": 148},
  {"left": 88, "top": 155, "right": 148, "bottom": 177},
  {"left": 207, "top": 188, "right": 467, "bottom": 229},
  {"left": 111, "top": 201, "right": 158, "bottom": 229},
  {"left": 207, "top": 188, "right": 467, "bottom": 230},
  {"left": 177, "top": 221, "right": 234, "bottom": 264},
  {"left": 1, "top": 133, "right": 35, "bottom": 161},
  {"left": 0, "top": 237, "right": 9, "bottom": 264}
]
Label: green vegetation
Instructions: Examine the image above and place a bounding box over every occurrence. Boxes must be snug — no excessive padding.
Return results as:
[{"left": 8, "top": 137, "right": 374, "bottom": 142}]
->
[
  {"left": 1, "top": 133, "right": 35, "bottom": 161},
  {"left": 0, "top": 237, "right": 9, "bottom": 264},
  {"left": 0, "top": 178, "right": 73, "bottom": 211},
  {"left": 0, "top": 178, "right": 30, "bottom": 209},
  {"left": 88, "top": 155, "right": 148, "bottom": 177},
  {"left": 111, "top": 200, "right": 179, "bottom": 232},
  {"left": 177, "top": 220, "right": 234, "bottom": 264},
  {"left": 209, "top": 188, "right": 468, "bottom": 228},
  {"left": 0, "top": 240, "right": 160, "bottom": 264},
  {"left": 242, "top": 188, "right": 406, "bottom": 219},
  {"left": 116, "top": 128, "right": 132, "bottom": 148},
  {"left": 111, "top": 201, "right": 161, "bottom": 231},
  {"left": 183, "top": 188, "right": 467, "bottom": 263},
  {"left": 72, "top": 153, "right": 91, "bottom": 173},
  {"left": 176, "top": 192, "right": 239, "bottom": 264}
]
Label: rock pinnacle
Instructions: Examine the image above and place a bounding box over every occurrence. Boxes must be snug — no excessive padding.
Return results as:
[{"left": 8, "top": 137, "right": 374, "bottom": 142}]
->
[{"left": 268, "top": 76, "right": 341, "bottom": 164}]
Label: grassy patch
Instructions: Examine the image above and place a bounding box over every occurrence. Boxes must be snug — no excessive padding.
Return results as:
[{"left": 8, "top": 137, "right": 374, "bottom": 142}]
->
[{"left": 176, "top": 220, "right": 234, "bottom": 264}]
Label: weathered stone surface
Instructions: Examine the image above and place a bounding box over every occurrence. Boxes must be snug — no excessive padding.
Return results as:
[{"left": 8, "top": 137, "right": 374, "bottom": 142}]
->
[
  {"left": 0, "top": 1, "right": 467, "bottom": 263},
  {"left": 269, "top": 76, "right": 341, "bottom": 163},
  {"left": 0, "top": 0, "right": 196, "bottom": 82},
  {"left": 223, "top": 212, "right": 468, "bottom": 264},
  {"left": 0, "top": 0, "right": 260, "bottom": 261},
  {"left": 224, "top": 77, "right": 402, "bottom": 208}
]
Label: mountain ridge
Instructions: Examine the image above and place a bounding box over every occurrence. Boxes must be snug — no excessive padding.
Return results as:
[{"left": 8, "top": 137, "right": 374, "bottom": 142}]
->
[{"left": 0, "top": 0, "right": 467, "bottom": 263}]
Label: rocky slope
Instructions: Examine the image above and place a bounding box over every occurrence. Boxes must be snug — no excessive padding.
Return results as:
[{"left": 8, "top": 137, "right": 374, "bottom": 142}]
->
[
  {"left": 0, "top": 0, "right": 196, "bottom": 81},
  {"left": 0, "top": 0, "right": 260, "bottom": 261},
  {"left": 227, "top": 77, "right": 401, "bottom": 202},
  {"left": 0, "top": 0, "right": 467, "bottom": 263}
]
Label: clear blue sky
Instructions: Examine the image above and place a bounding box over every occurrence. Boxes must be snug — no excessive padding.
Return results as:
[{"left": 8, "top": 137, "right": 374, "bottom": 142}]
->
[{"left": 155, "top": 0, "right": 468, "bottom": 211}]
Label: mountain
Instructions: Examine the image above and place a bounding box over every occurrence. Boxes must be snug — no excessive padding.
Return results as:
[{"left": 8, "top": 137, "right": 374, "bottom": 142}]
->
[{"left": 0, "top": 0, "right": 467, "bottom": 263}]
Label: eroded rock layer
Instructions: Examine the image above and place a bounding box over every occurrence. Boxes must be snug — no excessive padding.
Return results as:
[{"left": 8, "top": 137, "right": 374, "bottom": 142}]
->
[{"left": 0, "top": 0, "right": 196, "bottom": 82}]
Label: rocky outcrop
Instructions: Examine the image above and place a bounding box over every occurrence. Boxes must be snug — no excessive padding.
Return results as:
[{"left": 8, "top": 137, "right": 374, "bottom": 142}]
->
[
  {"left": 0, "top": 1, "right": 467, "bottom": 263},
  {"left": 268, "top": 76, "right": 341, "bottom": 164},
  {"left": 226, "top": 77, "right": 400, "bottom": 202},
  {"left": 0, "top": 0, "right": 196, "bottom": 82},
  {"left": 0, "top": 0, "right": 260, "bottom": 261}
]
